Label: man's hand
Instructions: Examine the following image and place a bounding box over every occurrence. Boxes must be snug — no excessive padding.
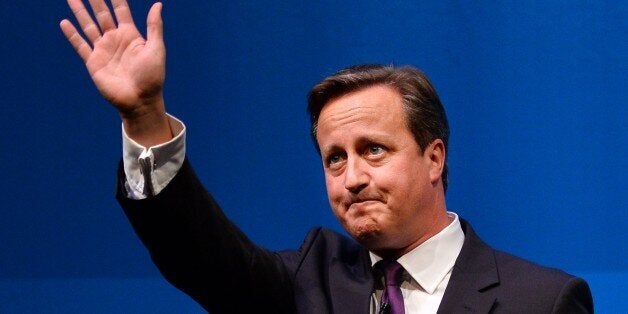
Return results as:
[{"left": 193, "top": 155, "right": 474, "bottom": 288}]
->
[{"left": 60, "top": 0, "right": 172, "bottom": 146}]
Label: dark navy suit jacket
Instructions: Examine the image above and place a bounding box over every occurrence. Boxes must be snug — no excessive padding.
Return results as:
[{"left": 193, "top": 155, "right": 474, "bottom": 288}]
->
[{"left": 118, "top": 160, "right": 593, "bottom": 313}]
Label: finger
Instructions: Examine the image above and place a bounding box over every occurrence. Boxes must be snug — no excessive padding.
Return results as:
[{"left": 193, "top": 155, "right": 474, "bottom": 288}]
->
[
  {"left": 88, "top": 0, "right": 116, "bottom": 32},
  {"left": 110, "top": 0, "right": 135, "bottom": 25},
  {"left": 60, "top": 19, "right": 92, "bottom": 62},
  {"left": 146, "top": 3, "right": 163, "bottom": 47},
  {"left": 66, "top": 0, "right": 101, "bottom": 44}
]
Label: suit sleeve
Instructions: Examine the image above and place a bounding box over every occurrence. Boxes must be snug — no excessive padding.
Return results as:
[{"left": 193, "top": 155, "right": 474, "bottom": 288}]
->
[
  {"left": 116, "top": 159, "right": 296, "bottom": 313},
  {"left": 551, "top": 276, "right": 594, "bottom": 313}
]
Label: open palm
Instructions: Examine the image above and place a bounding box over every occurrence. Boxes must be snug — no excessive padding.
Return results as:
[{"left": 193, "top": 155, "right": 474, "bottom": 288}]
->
[{"left": 60, "top": 0, "right": 165, "bottom": 115}]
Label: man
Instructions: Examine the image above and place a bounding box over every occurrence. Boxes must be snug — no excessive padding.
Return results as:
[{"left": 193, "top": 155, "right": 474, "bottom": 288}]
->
[{"left": 61, "top": 0, "right": 593, "bottom": 313}]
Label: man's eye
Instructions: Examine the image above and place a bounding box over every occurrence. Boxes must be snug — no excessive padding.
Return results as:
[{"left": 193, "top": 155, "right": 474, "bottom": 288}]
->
[
  {"left": 329, "top": 155, "right": 342, "bottom": 164},
  {"left": 367, "top": 145, "right": 384, "bottom": 155}
]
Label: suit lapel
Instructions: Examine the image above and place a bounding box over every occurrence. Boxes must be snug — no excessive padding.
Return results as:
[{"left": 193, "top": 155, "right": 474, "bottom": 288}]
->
[
  {"left": 328, "top": 249, "right": 373, "bottom": 314},
  {"left": 437, "top": 220, "right": 499, "bottom": 313}
]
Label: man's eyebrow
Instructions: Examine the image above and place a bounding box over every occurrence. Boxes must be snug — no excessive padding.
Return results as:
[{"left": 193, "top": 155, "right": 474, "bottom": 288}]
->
[
  {"left": 320, "top": 144, "right": 342, "bottom": 157},
  {"left": 356, "top": 134, "right": 392, "bottom": 145},
  {"left": 321, "top": 134, "right": 392, "bottom": 155}
]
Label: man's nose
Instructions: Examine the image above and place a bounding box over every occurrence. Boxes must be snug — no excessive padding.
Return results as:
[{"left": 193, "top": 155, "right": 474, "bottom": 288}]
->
[{"left": 344, "top": 157, "right": 369, "bottom": 193}]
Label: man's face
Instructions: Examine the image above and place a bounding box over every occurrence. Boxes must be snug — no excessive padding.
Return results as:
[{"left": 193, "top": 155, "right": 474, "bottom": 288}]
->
[{"left": 316, "top": 85, "right": 443, "bottom": 253}]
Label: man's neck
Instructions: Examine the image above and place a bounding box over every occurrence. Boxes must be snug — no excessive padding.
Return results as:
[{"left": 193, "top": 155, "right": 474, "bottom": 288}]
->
[{"left": 372, "top": 211, "right": 454, "bottom": 260}]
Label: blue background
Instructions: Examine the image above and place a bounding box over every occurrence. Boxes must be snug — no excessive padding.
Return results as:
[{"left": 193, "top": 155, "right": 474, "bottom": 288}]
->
[{"left": 0, "top": 0, "right": 625, "bottom": 312}]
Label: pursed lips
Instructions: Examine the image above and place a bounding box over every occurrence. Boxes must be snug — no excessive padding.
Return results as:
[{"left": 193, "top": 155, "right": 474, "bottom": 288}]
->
[{"left": 345, "top": 198, "right": 383, "bottom": 212}]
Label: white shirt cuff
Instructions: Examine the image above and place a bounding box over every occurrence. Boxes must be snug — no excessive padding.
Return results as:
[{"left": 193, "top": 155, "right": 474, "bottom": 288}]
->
[{"left": 122, "top": 114, "right": 186, "bottom": 200}]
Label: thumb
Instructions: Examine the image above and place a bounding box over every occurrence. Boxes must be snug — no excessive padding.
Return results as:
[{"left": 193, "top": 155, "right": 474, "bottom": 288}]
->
[{"left": 146, "top": 2, "right": 163, "bottom": 46}]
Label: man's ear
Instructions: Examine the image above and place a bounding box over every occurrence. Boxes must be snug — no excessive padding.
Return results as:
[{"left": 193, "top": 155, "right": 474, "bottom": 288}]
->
[{"left": 427, "top": 139, "right": 445, "bottom": 184}]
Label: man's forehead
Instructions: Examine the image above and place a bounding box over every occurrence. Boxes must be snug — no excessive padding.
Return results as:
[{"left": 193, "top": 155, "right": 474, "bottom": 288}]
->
[
  {"left": 322, "top": 84, "right": 402, "bottom": 106},
  {"left": 318, "top": 85, "right": 402, "bottom": 119},
  {"left": 316, "top": 88, "right": 411, "bottom": 146}
]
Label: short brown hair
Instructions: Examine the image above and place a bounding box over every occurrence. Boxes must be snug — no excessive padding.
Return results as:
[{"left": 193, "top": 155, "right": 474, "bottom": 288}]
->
[{"left": 307, "top": 64, "right": 450, "bottom": 191}]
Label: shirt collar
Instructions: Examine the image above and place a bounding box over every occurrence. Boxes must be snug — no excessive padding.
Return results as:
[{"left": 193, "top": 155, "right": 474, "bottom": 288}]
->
[{"left": 370, "top": 212, "right": 465, "bottom": 294}]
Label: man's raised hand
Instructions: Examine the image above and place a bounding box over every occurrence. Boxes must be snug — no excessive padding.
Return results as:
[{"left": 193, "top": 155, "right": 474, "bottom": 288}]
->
[{"left": 60, "top": 0, "right": 172, "bottom": 146}]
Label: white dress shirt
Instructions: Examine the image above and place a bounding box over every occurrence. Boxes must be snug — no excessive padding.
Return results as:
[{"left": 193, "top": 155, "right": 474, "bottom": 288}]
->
[
  {"left": 122, "top": 115, "right": 465, "bottom": 313},
  {"left": 369, "top": 214, "right": 464, "bottom": 314},
  {"left": 122, "top": 114, "right": 186, "bottom": 199}
]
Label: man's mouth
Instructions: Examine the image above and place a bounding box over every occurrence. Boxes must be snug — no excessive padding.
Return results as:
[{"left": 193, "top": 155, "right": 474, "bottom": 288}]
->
[{"left": 346, "top": 199, "right": 382, "bottom": 212}]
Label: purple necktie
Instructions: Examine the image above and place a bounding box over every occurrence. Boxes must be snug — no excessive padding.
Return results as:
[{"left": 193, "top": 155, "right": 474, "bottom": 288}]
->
[{"left": 378, "top": 260, "right": 405, "bottom": 314}]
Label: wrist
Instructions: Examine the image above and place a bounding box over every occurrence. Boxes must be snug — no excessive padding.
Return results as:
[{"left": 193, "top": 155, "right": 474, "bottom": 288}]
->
[{"left": 121, "top": 95, "right": 173, "bottom": 147}]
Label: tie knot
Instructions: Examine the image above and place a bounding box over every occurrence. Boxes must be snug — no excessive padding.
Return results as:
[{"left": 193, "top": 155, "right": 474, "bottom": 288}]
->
[{"left": 377, "top": 260, "right": 404, "bottom": 287}]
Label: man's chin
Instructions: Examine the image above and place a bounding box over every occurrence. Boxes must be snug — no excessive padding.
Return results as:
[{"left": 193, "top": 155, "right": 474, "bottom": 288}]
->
[{"left": 348, "top": 222, "right": 382, "bottom": 247}]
